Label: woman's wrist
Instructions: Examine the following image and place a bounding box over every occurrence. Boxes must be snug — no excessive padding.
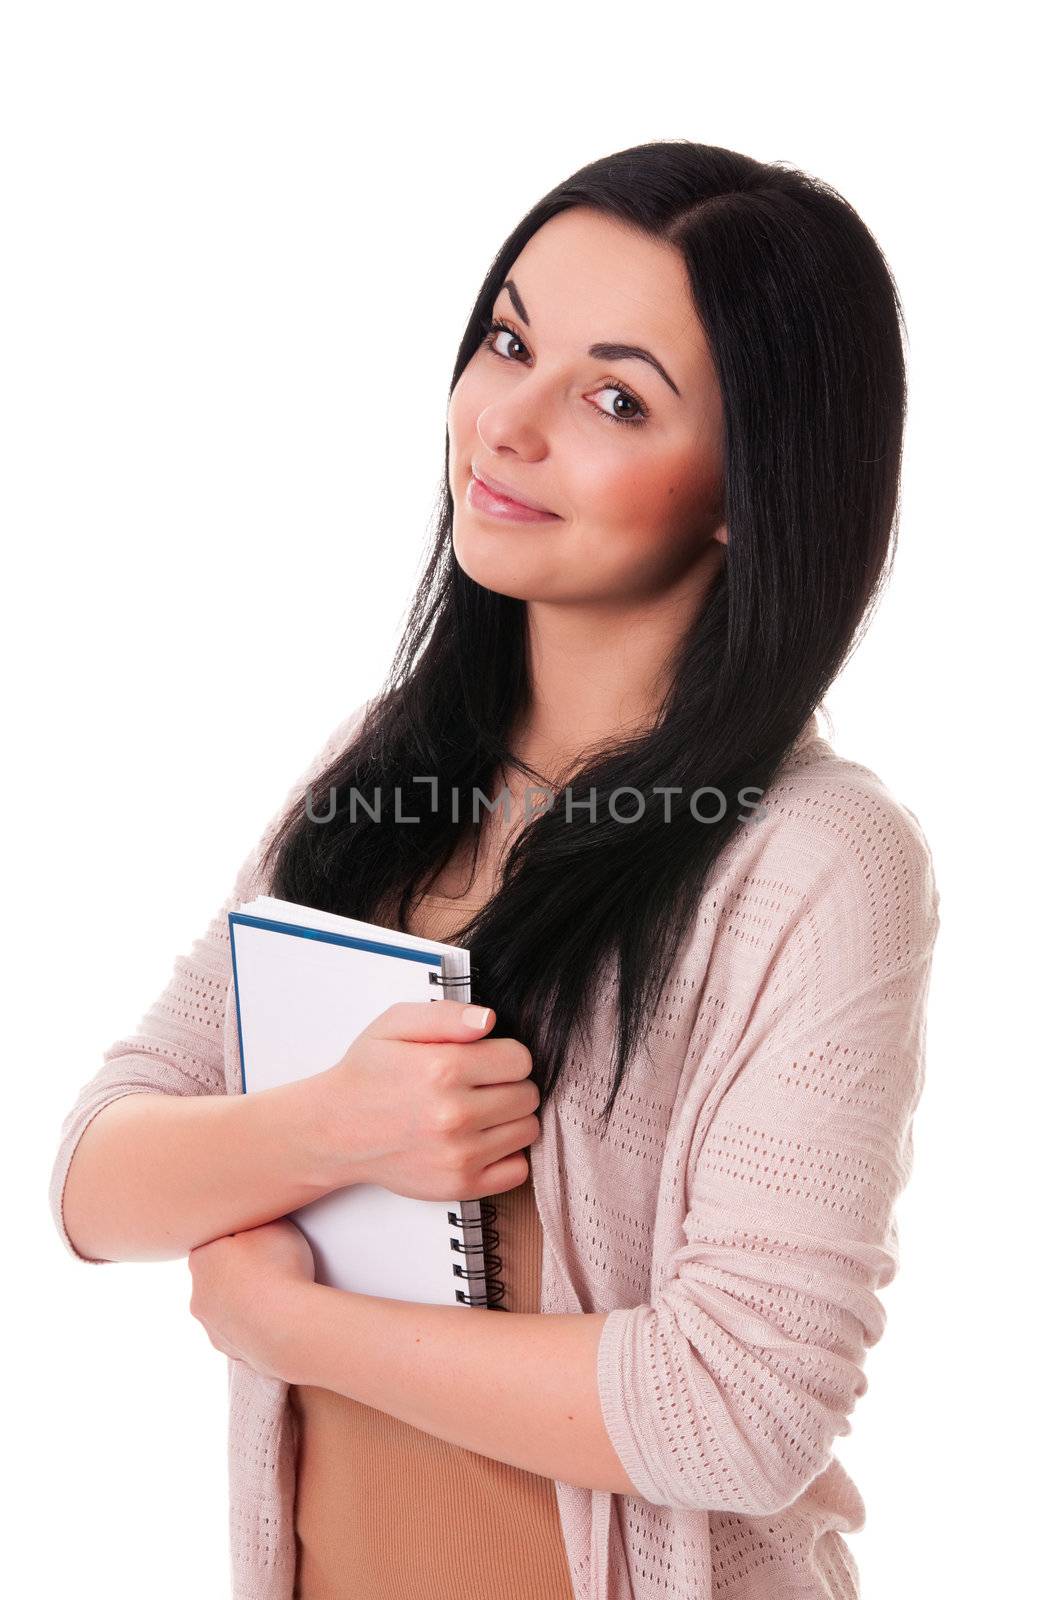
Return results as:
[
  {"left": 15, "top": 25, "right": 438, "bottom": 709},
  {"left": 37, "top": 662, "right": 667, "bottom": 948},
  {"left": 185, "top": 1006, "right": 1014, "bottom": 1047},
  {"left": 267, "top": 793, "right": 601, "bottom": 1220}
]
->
[
  {"left": 268, "top": 1279, "right": 329, "bottom": 1386},
  {"left": 280, "top": 1066, "right": 367, "bottom": 1195}
]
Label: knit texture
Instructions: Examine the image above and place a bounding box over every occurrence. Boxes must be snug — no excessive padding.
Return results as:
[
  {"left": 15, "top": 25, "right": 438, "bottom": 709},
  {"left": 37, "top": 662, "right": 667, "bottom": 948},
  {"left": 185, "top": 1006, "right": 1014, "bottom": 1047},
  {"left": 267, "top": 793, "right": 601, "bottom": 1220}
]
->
[{"left": 48, "top": 700, "right": 939, "bottom": 1600}]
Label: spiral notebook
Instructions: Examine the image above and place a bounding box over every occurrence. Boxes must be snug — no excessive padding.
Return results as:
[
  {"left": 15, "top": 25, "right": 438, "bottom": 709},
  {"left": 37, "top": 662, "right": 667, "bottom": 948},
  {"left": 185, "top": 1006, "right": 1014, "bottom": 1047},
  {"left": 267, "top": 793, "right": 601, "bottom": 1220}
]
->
[{"left": 228, "top": 894, "right": 503, "bottom": 1309}]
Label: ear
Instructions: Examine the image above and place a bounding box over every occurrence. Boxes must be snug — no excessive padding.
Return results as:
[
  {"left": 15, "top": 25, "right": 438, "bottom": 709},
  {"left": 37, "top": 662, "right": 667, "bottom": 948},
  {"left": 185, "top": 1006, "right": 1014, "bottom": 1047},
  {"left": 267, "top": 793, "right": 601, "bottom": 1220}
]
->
[{"left": 713, "top": 523, "right": 728, "bottom": 547}]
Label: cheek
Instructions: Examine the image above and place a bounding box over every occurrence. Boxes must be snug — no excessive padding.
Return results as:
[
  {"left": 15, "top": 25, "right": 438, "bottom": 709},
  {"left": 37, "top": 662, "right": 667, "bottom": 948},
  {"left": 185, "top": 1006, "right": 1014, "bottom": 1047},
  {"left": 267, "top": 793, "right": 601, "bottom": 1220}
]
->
[{"left": 577, "top": 447, "right": 710, "bottom": 549}]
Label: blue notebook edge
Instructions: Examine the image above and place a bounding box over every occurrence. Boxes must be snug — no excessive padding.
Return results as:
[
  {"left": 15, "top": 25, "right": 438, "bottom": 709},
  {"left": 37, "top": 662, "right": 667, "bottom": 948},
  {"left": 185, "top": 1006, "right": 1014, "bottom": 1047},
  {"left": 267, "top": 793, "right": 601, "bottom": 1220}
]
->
[{"left": 227, "top": 909, "right": 444, "bottom": 1096}]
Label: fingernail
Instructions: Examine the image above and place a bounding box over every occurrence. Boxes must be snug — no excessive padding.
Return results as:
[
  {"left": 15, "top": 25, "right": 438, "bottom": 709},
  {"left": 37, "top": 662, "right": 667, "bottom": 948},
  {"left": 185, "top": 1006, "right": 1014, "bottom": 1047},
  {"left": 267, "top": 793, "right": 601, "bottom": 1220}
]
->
[{"left": 463, "top": 1005, "right": 492, "bottom": 1029}]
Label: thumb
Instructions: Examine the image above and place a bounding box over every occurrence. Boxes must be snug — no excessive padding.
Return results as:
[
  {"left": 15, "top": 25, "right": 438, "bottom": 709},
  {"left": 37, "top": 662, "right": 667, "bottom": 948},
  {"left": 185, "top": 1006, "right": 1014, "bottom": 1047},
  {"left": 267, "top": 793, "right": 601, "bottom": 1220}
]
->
[{"left": 367, "top": 998, "right": 496, "bottom": 1043}]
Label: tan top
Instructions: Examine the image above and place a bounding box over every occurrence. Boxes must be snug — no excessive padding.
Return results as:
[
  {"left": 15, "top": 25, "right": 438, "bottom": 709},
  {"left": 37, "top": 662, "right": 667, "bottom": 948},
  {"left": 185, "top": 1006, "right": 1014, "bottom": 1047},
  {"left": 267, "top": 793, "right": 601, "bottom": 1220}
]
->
[{"left": 289, "top": 878, "right": 576, "bottom": 1600}]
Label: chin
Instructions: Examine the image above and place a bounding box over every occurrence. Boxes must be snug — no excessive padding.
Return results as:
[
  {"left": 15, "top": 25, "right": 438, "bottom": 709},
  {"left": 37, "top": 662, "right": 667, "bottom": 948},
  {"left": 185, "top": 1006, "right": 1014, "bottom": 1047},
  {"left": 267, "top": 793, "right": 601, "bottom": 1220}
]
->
[{"left": 451, "top": 529, "right": 554, "bottom": 602}]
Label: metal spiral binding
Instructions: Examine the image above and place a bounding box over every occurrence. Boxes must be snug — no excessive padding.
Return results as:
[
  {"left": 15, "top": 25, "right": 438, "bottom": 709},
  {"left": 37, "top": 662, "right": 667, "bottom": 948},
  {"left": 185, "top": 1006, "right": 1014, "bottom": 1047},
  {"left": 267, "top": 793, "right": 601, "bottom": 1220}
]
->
[
  {"left": 429, "top": 960, "right": 501, "bottom": 1305},
  {"left": 447, "top": 1198, "right": 506, "bottom": 1309}
]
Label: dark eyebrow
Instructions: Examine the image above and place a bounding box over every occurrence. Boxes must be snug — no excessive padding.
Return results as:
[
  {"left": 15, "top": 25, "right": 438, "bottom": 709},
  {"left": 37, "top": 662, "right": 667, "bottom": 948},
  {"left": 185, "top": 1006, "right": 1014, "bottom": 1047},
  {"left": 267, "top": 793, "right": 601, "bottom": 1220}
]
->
[{"left": 500, "top": 279, "right": 682, "bottom": 398}]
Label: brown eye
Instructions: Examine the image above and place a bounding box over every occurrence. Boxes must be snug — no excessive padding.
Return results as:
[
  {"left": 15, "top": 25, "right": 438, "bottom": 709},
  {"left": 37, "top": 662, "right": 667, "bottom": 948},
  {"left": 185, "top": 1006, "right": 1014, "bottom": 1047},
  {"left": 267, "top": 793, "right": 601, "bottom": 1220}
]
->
[
  {"left": 483, "top": 320, "right": 530, "bottom": 362},
  {"left": 588, "top": 385, "right": 648, "bottom": 426}
]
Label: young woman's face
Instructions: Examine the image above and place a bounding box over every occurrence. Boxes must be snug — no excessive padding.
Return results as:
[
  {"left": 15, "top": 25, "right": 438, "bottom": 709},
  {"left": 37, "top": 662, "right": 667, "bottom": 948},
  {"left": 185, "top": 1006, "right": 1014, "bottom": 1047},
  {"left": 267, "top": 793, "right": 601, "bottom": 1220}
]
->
[{"left": 448, "top": 206, "right": 727, "bottom": 607}]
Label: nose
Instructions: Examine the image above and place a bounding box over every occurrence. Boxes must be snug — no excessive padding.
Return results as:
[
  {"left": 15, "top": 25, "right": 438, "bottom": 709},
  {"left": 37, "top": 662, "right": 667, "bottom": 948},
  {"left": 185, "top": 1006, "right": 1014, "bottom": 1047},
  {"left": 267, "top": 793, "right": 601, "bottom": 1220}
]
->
[{"left": 476, "top": 384, "right": 550, "bottom": 462}]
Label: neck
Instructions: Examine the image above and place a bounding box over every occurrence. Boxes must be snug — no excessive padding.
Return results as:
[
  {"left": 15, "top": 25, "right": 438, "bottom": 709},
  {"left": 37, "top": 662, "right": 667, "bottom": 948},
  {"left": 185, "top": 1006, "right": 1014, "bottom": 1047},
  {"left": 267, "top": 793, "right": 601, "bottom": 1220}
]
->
[{"left": 514, "top": 560, "right": 722, "bottom": 779}]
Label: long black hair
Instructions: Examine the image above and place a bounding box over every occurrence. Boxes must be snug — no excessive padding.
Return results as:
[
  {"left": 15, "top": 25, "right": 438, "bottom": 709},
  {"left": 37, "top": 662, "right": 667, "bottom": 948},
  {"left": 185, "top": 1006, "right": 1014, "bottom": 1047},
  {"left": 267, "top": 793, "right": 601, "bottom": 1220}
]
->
[{"left": 263, "top": 139, "right": 908, "bottom": 1128}]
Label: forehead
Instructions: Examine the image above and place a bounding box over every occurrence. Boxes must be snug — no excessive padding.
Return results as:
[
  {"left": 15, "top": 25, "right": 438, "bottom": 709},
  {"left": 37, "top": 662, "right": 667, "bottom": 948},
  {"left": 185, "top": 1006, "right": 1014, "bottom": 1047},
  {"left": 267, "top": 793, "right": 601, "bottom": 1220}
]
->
[{"left": 499, "top": 207, "right": 714, "bottom": 394}]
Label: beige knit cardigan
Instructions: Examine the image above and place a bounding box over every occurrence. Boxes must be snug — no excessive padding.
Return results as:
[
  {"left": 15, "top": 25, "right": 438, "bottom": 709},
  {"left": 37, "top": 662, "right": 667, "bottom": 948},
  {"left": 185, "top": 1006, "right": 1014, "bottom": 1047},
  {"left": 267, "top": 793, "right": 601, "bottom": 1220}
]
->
[{"left": 49, "top": 702, "right": 939, "bottom": 1599}]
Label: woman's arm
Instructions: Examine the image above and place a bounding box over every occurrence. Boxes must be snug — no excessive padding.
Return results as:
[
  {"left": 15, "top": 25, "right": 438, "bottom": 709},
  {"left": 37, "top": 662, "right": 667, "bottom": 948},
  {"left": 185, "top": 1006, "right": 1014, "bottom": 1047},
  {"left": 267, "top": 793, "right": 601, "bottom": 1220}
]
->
[
  {"left": 594, "top": 783, "right": 942, "bottom": 1516},
  {"left": 49, "top": 698, "right": 373, "bottom": 1266},
  {"left": 61, "top": 1078, "right": 337, "bottom": 1264},
  {"left": 287, "top": 1290, "right": 640, "bottom": 1496},
  {"left": 194, "top": 1236, "right": 641, "bottom": 1496}
]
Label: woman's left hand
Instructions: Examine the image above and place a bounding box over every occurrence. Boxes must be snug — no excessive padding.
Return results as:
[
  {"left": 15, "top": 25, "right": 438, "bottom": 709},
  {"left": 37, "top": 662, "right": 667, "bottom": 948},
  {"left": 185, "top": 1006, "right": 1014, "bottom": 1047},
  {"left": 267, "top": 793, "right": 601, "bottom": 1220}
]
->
[{"left": 187, "top": 1218, "right": 316, "bottom": 1382}]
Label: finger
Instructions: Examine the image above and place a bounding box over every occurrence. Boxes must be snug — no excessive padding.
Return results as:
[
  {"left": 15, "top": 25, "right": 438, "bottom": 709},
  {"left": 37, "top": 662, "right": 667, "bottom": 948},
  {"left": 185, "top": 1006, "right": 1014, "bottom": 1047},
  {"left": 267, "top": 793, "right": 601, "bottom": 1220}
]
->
[
  {"left": 472, "top": 1112, "right": 542, "bottom": 1168},
  {"left": 463, "top": 1079, "right": 541, "bottom": 1130},
  {"left": 365, "top": 998, "right": 496, "bottom": 1043}
]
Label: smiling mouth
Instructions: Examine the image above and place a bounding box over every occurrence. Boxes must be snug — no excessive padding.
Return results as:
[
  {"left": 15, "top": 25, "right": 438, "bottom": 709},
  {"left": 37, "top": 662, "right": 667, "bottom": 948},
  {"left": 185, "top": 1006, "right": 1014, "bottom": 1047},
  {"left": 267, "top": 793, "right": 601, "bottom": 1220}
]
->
[{"left": 467, "top": 470, "right": 562, "bottom": 523}]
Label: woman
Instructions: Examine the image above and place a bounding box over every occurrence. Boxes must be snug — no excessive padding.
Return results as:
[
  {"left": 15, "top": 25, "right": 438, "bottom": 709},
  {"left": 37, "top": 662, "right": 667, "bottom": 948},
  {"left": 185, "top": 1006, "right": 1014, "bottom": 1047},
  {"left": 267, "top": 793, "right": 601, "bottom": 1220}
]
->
[{"left": 49, "top": 140, "right": 940, "bottom": 1600}]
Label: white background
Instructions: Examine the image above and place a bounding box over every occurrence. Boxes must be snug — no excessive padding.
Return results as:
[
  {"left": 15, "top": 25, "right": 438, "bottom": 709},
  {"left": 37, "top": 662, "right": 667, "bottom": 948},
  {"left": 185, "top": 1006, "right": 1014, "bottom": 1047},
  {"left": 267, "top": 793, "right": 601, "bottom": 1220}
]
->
[{"left": 7, "top": 3, "right": 1058, "bottom": 1594}]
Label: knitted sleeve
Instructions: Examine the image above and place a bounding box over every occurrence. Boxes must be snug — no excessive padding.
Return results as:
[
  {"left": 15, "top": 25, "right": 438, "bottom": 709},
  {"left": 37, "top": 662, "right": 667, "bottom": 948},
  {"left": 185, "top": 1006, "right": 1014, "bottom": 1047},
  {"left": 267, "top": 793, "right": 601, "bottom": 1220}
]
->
[
  {"left": 47, "top": 699, "right": 373, "bottom": 1265},
  {"left": 595, "top": 777, "right": 940, "bottom": 1516}
]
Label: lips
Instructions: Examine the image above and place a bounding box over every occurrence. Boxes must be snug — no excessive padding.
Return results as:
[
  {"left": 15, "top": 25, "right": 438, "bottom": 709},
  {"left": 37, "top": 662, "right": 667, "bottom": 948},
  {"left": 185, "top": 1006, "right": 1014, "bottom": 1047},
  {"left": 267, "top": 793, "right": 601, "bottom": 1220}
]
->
[{"left": 471, "top": 467, "right": 559, "bottom": 517}]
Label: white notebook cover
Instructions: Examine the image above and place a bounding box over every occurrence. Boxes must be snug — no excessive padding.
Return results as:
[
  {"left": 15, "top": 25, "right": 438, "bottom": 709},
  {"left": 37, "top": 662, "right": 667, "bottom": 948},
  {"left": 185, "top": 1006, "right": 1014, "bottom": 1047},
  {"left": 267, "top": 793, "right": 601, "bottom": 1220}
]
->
[{"left": 228, "top": 895, "right": 486, "bottom": 1306}]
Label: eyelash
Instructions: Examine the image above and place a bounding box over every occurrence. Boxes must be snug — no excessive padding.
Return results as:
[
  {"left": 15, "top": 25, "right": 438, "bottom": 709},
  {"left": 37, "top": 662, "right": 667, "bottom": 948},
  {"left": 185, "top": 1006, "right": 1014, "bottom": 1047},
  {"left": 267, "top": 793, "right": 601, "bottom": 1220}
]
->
[{"left": 480, "top": 316, "right": 651, "bottom": 428}]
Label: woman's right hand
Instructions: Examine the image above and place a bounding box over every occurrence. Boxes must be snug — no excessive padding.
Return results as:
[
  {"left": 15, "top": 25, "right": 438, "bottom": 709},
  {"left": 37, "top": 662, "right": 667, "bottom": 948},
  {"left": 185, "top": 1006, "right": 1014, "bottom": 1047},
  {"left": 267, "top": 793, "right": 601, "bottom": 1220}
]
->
[{"left": 304, "top": 999, "right": 542, "bottom": 1202}]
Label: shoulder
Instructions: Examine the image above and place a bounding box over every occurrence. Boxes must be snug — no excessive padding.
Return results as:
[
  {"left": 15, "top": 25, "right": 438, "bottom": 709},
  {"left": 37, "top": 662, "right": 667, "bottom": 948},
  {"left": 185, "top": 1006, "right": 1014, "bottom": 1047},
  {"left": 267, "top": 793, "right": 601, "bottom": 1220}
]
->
[
  {"left": 762, "top": 738, "right": 936, "bottom": 894},
  {"left": 715, "top": 735, "right": 940, "bottom": 982},
  {"left": 313, "top": 693, "right": 380, "bottom": 770},
  {"left": 237, "top": 694, "right": 382, "bottom": 898},
  {"left": 288, "top": 692, "right": 383, "bottom": 798}
]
